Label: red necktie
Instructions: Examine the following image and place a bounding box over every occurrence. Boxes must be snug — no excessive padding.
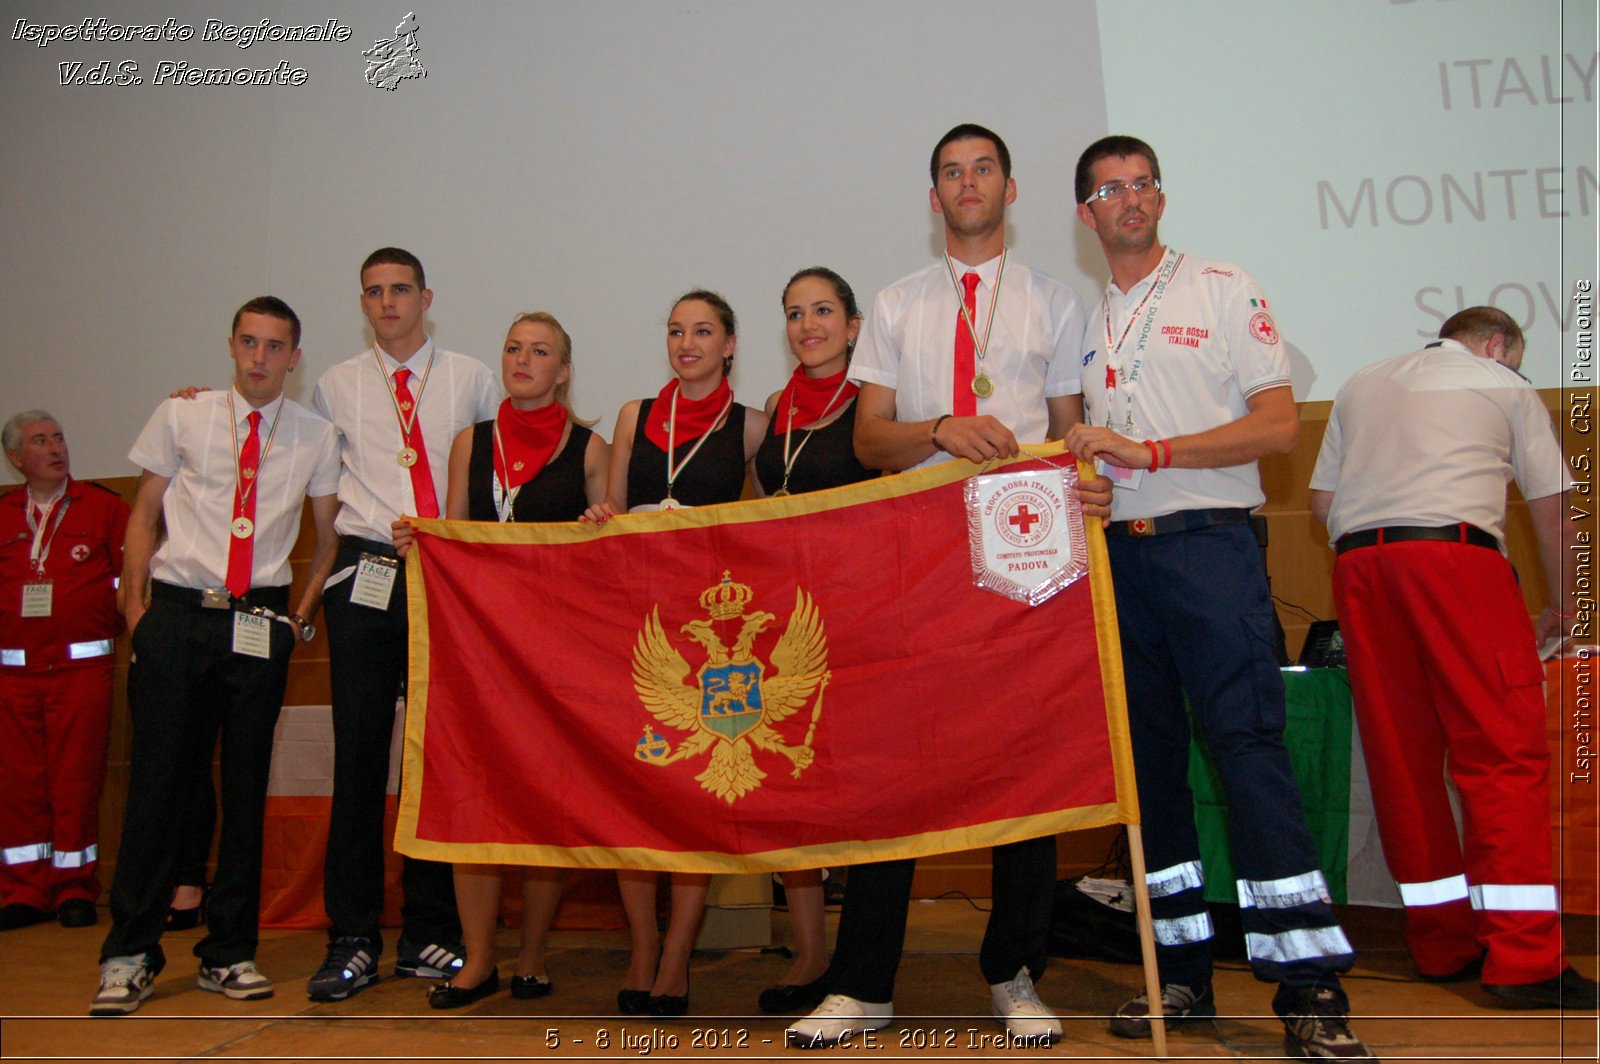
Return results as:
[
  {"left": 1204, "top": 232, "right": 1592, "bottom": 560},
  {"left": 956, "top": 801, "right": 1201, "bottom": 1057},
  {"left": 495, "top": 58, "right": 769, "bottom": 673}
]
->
[
  {"left": 393, "top": 368, "right": 440, "bottom": 519},
  {"left": 953, "top": 271, "right": 981, "bottom": 417},
  {"left": 225, "top": 411, "right": 261, "bottom": 599}
]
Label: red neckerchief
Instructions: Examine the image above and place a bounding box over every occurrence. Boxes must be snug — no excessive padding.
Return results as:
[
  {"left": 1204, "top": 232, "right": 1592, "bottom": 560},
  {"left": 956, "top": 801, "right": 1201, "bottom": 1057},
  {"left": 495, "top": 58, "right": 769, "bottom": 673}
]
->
[
  {"left": 771, "top": 366, "right": 857, "bottom": 434},
  {"left": 493, "top": 399, "right": 567, "bottom": 490},
  {"left": 643, "top": 378, "right": 733, "bottom": 451}
]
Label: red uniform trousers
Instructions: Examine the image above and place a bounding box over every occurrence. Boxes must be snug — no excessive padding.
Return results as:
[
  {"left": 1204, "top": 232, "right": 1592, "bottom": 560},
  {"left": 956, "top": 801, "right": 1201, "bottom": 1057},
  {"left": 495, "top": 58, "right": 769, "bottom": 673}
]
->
[
  {"left": 1333, "top": 539, "right": 1562, "bottom": 985},
  {"left": 0, "top": 660, "right": 114, "bottom": 909}
]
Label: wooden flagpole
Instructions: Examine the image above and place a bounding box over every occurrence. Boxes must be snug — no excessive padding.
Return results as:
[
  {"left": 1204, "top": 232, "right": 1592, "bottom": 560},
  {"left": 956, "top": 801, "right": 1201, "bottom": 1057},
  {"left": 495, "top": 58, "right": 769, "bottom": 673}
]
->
[{"left": 1125, "top": 823, "right": 1168, "bottom": 1058}]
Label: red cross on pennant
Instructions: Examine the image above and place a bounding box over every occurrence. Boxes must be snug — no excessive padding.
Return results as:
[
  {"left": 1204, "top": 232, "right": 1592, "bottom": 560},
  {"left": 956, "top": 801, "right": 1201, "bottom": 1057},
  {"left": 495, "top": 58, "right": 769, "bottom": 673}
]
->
[{"left": 1009, "top": 505, "right": 1040, "bottom": 535}]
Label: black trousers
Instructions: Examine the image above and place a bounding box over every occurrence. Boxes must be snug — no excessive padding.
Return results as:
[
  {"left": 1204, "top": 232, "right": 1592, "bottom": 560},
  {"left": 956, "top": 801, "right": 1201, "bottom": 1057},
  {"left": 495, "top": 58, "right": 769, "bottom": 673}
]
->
[
  {"left": 321, "top": 538, "right": 458, "bottom": 951},
  {"left": 100, "top": 589, "right": 293, "bottom": 967},
  {"left": 824, "top": 835, "right": 1057, "bottom": 1003}
]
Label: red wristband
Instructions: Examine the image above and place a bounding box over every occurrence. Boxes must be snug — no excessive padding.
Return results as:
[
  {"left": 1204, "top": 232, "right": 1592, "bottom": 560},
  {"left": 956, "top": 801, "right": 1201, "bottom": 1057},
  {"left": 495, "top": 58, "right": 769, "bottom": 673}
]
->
[
  {"left": 1145, "top": 439, "right": 1160, "bottom": 473},
  {"left": 1159, "top": 438, "right": 1173, "bottom": 469}
]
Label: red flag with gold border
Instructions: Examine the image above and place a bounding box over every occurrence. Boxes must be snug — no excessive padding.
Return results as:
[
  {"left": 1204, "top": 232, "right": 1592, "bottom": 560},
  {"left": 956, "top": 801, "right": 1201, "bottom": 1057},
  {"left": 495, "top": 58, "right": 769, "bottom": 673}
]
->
[{"left": 395, "top": 449, "right": 1138, "bottom": 872}]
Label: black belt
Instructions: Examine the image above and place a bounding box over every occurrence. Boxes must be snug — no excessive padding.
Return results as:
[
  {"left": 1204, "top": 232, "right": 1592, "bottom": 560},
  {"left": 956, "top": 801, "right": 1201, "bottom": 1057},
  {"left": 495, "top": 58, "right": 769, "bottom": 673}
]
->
[
  {"left": 1104, "top": 507, "right": 1252, "bottom": 538},
  {"left": 150, "top": 580, "right": 290, "bottom": 612},
  {"left": 1335, "top": 523, "right": 1500, "bottom": 555},
  {"left": 337, "top": 535, "right": 400, "bottom": 563}
]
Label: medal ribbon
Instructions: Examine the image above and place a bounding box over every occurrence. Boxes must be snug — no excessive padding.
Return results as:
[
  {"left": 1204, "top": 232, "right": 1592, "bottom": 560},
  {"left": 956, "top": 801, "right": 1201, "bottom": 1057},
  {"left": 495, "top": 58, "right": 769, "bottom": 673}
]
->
[
  {"left": 23, "top": 487, "right": 70, "bottom": 576},
  {"left": 226, "top": 391, "right": 284, "bottom": 514},
  {"left": 943, "top": 249, "right": 1007, "bottom": 408},
  {"left": 1100, "top": 248, "right": 1184, "bottom": 432},
  {"left": 777, "top": 369, "right": 857, "bottom": 492},
  {"left": 390, "top": 365, "right": 440, "bottom": 519},
  {"left": 663, "top": 381, "right": 734, "bottom": 502}
]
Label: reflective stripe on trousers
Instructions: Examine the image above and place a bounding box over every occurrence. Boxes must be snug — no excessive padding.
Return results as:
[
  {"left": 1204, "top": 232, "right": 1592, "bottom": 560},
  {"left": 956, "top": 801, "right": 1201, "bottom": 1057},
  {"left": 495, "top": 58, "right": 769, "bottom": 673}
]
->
[{"left": 1397, "top": 874, "right": 1471, "bottom": 907}]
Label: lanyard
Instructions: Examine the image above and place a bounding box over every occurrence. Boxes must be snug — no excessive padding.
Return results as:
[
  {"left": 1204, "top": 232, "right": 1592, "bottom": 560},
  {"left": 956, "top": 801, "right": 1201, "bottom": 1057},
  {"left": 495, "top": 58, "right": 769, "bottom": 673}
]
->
[
  {"left": 1101, "top": 249, "right": 1183, "bottom": 432},
  {"left": 664, "top": 384, "right": 734, "bottom": 500},
  {"left": 226, "top": 392, "right": 285, "bottom": 510},
  {"left": 776, "top": 375, "right": 852, "bottom": 496},
  {"left": 25, "top": 494, "right": 70, "bottom": 575}
]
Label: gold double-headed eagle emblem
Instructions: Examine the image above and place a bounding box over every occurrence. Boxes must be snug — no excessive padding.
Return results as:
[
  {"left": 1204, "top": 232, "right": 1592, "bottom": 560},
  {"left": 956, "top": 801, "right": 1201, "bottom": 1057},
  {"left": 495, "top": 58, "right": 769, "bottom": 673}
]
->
[{"left": 632, "top": 571, "right": 830, "bottom": 804}]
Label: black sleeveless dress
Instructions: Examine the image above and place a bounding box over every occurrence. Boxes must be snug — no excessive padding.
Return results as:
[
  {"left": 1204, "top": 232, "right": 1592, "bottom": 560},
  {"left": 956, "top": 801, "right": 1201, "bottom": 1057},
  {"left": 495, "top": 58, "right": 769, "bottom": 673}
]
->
[
  {"left": 466, "top": 419, "right": 592, "bottom": 522},
  {"left": 626, "top": 398, "right": 748, "bottom": 509},
  {"left": 753, "top": 401, "right": 874, "bottom": 496}
]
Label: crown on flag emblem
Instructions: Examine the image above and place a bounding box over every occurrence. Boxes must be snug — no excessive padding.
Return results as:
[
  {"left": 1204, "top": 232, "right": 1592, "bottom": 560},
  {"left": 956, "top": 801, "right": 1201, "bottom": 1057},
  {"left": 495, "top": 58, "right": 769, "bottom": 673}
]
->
[{"left": 631, "top": 571, "right": 831, "bottom": 803}]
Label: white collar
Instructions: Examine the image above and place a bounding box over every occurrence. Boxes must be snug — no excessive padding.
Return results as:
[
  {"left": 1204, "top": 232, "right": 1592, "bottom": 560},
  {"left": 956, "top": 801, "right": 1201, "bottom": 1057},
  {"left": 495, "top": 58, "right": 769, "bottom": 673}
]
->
[
  {"left": 230, "top": 387, "right": 285, "bottom": 425},
  {"left": 376, "top": 335, "right": 435, "bottom": 375}
]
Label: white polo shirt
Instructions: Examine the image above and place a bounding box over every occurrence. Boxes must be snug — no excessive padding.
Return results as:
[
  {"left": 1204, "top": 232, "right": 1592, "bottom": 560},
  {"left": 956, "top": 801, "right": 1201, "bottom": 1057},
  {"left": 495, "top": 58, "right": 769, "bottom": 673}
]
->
[
  {"left": 1310, "top": 338, "right": 1573, "bottom": 546},
  {"left": 850, "top": 250, "right": 1084, "bottom": 472},
  {"left": 130, "top": 388, "right": 340, "bottom": 590},
  {"left": 1080, "top": 249, "right": 1292, "bottom": 521},
  {"left": 311, "top": 337, "right": 499, "bottom": 542}
]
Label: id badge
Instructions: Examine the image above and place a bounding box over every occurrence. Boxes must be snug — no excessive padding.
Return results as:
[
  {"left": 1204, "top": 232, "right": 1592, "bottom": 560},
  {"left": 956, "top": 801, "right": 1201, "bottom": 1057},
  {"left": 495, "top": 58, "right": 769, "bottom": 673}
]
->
[
  {"left": 231, "top": 611, "right": 272, "bottom": 658},
  {"left": 350, "top": 553, "right": 399, "bottom": 610},
  {"left": 21, "top": 582, "right": 53, "bottom": 618},
  {"left": 1096, "top": 457, "right": 1144, "bottom": 491}
]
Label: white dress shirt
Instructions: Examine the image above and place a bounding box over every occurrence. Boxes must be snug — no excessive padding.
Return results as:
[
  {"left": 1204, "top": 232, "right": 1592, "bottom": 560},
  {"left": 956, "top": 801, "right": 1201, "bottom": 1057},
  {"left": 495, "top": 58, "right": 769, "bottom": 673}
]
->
[
  {"left": 1079, "top": 250, "right": 1292, "bottom": 520},
  {"left": 129, "top": 388, "right": 339, "bottom": 590},
  {"left": 850, "top": 250, "right": 1084, "bottom": 471},
  {"left": 311, "top": 337, "right": 499, "bottom": 542},
  {"left": 1311, "top": 338, "right": 1574, "bottom": 546}
]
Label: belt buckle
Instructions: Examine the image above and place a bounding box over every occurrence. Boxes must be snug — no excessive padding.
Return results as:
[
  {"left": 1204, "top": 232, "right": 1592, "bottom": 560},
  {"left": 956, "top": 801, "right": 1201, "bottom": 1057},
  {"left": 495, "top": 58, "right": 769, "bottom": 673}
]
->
[
  {"left": 1129, "top": 518, "right": 1154, "bottom": 537},
  {"left": 200, "top": 587, "right": 231, "bottom": 610}
]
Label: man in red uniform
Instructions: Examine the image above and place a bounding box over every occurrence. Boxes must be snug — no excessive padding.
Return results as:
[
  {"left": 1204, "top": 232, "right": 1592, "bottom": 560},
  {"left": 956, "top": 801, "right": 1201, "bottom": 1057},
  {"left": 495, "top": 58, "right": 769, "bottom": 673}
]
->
[
  {"left": 1312, "top": 307, "right": 1597, "bottom": 1010},
  {"left": 0, "top": 411, "right": 128, "bottom": 930}
]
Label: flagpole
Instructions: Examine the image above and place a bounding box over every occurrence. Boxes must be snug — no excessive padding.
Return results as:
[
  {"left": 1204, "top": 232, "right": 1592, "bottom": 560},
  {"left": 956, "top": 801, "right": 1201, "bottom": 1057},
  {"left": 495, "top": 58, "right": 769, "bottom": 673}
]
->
[{"left": 1125, "top": 823, "right": 1168, "bottom": 1058}]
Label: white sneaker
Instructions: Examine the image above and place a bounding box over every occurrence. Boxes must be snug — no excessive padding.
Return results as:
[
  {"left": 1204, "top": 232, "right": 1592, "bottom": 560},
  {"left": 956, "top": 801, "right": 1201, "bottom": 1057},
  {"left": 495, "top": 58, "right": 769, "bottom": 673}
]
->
[
  {"left": 198, "top": 960, "right": 274, "bottom": 1000},
  {"left": 89, "top": 953, "right": 163, "bottom": 1016},
  {"left": 786, "top": 994, "right": 894, "bottom": 1048},
  {"left": 989, "top": 967, "right": 1062, "bottom": 1043}
]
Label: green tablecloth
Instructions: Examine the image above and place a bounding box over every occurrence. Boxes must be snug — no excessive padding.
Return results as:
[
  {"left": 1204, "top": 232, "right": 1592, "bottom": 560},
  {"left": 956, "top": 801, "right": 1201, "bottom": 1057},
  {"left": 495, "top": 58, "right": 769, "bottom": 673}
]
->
[{"left": 1189, "top": 667, "right": 1354, "bottom": 904}]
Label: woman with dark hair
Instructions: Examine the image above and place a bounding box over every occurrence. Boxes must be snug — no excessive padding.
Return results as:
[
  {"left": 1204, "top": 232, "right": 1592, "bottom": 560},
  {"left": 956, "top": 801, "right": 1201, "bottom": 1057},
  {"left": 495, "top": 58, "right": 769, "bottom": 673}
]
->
[
  {"left": 748, "top": 268, "right": 874, "bottom": 1014},
  {"left": 395, "top": 311, "right": 608, "bottom": 1008},
  {"left": 585, "top": 290, "right": 767, "bottom": 1016}
]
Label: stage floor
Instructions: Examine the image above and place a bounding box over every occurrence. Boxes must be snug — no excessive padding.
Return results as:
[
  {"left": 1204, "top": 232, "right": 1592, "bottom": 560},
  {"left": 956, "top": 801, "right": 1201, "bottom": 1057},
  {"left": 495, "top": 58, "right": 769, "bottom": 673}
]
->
[{"left": 1, "top": 901, "right": 1594, "bottom": 1061}]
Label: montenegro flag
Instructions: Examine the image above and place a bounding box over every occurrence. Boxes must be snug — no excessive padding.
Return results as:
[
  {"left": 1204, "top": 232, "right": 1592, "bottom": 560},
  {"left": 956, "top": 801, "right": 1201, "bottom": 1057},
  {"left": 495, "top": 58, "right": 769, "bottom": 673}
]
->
[{"left": 395, "top": 448, "right": 1138, "bottom": 873}]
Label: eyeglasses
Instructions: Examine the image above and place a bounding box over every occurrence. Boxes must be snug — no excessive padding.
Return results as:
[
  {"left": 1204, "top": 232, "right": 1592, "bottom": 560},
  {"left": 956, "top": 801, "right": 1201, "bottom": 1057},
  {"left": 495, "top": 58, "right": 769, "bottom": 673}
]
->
[{"left": 1086, "top": 178, "right": 1161, "bottom": 203}]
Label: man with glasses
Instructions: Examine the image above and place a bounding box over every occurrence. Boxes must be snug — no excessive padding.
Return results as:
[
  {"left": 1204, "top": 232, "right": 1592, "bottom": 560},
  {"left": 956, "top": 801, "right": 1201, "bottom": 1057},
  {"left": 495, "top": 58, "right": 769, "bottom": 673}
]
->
[{"left": 1064, "top": 136, "right": 1372, "bottom": 1060}]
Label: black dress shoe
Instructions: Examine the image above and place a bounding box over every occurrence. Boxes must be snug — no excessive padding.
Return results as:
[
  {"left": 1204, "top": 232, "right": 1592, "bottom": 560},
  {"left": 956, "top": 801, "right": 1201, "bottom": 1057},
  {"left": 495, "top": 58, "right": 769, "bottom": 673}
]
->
[
  {"left": 427, "top": 967, "right": 500, "bottom": 1009},
  {"left": 1419, "top": 952, "right": 1484, "bottom": 983},
  {"left": 757, "top": 978, "right": 828, "bottom": 1014},
  {"left": 617, "top": 988, "right": 651, "bottom": 1014},
  {"left": 647, "top": 990, "right": 689, "bottom": 1016},
  {"left": 0, "top": 903, "right": 52, "bottom": 931},
  {"left": 511, "top": 974, "right": 552, "bottom": 1000},
  {"left": 1484, "top": 966, "right": 1600, "bottom": 1010},
  {"left": 57, "top": 899, "right": 98, "bottom": 927}
]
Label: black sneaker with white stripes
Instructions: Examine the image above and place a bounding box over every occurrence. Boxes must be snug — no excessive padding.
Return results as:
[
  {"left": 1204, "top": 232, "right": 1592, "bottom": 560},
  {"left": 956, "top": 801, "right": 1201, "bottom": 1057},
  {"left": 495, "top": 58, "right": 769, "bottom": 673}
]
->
[
  {"left": 394, "top": 936, "right": 465, "bottom": 979},
  {"left": 306, "top": 937, "right": 378, "bottom": 1001}
]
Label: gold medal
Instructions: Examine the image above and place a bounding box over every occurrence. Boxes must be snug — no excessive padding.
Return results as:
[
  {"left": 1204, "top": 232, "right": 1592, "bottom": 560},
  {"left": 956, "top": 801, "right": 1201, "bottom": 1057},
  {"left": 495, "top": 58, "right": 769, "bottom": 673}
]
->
[
  {"left": 660, "top": 497, "right": 682, "bottom": 510},
  {"left": 772, "top": 487, "right": 791, "bottom": 498},
  {"left": 231, "top": 516, "right": 254, "bottom": 539},
  {"left": 971, "top": 373, "right": 995, "bottom": 399},
  {"left": 397, "top": 447, "right": 418, "bottom": 467}
]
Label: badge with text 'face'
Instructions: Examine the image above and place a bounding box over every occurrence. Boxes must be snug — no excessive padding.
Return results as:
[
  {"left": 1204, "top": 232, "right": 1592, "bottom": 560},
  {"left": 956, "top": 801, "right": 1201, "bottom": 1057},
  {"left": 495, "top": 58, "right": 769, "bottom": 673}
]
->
[{"left": 966, "top": 466, "right": 1087, "bottom": 606}]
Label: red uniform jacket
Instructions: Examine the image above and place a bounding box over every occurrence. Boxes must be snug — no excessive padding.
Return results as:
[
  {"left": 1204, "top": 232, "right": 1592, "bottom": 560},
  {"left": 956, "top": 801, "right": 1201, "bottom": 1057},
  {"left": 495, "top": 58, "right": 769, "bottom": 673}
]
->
[{"left": 0, "top": 479, "right": 129, "bottom": 670}]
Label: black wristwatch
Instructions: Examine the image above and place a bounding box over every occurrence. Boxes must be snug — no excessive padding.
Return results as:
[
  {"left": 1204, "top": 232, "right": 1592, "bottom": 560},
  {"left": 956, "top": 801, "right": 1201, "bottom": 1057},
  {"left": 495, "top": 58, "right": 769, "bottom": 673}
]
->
[{"left": 289, "top": 613, "right": 316, "bottom": 643}]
